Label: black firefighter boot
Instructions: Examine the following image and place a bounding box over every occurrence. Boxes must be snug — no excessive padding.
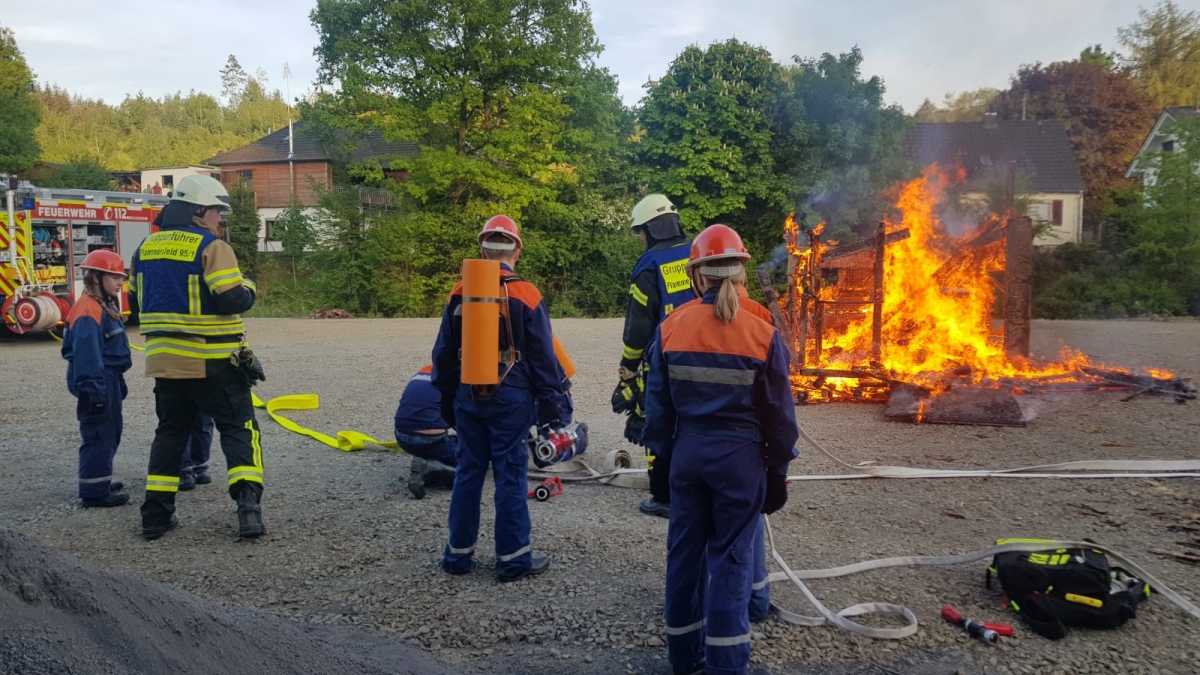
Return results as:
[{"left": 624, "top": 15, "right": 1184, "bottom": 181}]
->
[{"left": 234, "top": 483, "right": 266, "bottom": 538}]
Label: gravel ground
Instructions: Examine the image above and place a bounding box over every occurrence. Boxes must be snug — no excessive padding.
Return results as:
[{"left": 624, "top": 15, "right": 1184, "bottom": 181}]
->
[{"left": 1, "top": 317, "right": 1198, "bottom": 675}]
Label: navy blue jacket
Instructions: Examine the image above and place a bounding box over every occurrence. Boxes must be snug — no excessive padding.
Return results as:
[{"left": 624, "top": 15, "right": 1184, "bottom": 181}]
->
[{"left": 61, "top": 296, "right": 132, "bottom": 402}]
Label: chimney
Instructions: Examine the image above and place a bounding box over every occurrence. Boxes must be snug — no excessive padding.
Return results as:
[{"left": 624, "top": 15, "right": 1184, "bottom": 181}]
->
[{"left": 983, "top": 112, "right": 999, "bottom": 129}]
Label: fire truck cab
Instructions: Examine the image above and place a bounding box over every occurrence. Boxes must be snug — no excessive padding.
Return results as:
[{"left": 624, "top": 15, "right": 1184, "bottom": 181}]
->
[{"left": 1, "top": 180, "right": 168, "bottom": 335}]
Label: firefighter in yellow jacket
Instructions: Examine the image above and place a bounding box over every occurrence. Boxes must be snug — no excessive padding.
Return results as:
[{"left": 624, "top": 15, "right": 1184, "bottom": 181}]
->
[{"left": 132, "top": 175, "right": 265, "bottom": 541}]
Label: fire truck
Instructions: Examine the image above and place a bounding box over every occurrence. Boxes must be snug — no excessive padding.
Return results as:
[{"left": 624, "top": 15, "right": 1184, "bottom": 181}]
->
[{"left": 1, "top": 181, "right": 169, "bottom": 335}]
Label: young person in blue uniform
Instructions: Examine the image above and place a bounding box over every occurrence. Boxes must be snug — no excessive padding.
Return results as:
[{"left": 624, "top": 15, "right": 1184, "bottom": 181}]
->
[{"left": 644, "top": 224, "right": 800, "bottom": 675}]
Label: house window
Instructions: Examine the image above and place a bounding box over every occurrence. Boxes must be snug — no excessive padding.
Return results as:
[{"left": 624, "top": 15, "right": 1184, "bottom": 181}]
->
[
  {"left": 161, "top": 174, "right": 174, "bottom": 189},
  {"left": 1051, "top": 200, "right": 1063, "bottom": 226},
  {"left": 237, "top": 170, "right": 254, "bottom": 191},
  {"left": 264, "top": 219, "right": 276, "bottom": 241},
  {"left": 1162, "top": 140, "right": 1175, "bottom": 153}
]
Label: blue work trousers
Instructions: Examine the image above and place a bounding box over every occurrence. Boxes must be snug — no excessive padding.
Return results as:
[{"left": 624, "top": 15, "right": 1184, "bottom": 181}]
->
[
  {"left": 750, "top": 515, "right": 770, "bottom": 621},
  {"left": 182, "top": 413, "right": 214, "bottom": 473},
  {"left": 443, "top": 385, "right": 536, "bottom": 578},
  {"left": 76, "top": 369, "right": 126, "bottom": 499},
  {"left": 665, "top": 433, "right": 766, "bottom": 675},
  {"left": 394, "top": 428, "right": 458, "bottom": 467}
]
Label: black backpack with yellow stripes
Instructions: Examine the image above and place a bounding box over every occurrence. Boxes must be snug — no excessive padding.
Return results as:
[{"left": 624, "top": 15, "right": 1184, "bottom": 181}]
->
[{"left": 985, "top": 539, "right": 1151, "bottom": 640}]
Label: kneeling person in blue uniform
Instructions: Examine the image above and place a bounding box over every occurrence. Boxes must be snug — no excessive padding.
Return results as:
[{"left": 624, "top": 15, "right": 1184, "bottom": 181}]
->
[
  {"left": 396, "top": 364, "right": 587, "bottom": 500},
  {"left": 431, "top": 215, "right": 570, "bottom": 583},
  {"left": 644, "top": 224, "right": 800, "bottom": 675},
  {"left": 395, "top": 365, "right": 459, "bottom": 499}
]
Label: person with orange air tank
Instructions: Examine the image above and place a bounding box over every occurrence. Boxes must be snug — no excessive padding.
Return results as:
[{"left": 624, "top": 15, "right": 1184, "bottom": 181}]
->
[
  {"left": 61, "top": 249, "right": 133, "bottom": 508},
  {"left": 431, "top": 215, "right": 570, "bottom": 583},
  {"left": 644, "top": 224, "right": 799, "bottom": 675}
]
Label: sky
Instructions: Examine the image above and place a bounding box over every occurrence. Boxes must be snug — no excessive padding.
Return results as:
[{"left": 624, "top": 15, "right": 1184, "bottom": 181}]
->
[{"left": 5, "top": 0, "right": 1194, "bottom": 112}]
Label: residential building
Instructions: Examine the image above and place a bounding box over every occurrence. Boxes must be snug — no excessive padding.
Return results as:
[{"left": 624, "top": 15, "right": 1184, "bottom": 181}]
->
[
  {"left": 139, "top": 166, "right": 217, "bottom": 195},
  {"left": 906, "top": 114, "right": 1086, "bottom": 246},
  {"left": 205, "top": 122, "right": 417, "bottom": 251},
  {"left": 1126, "top": 106, "right": 1200, "bottom": 188}
]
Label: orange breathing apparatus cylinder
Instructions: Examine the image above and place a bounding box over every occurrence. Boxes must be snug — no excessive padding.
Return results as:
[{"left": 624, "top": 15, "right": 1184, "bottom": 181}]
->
[
  {"left": 460, "top": 259, "right": 502, "bottom": 385},
  {"left": 553, "top": 335, "right": 575, "bottom": 379}
]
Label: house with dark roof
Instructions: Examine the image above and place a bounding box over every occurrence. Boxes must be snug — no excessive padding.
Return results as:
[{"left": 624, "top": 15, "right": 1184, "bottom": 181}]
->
[
  {"left": 905, "top": 114, "right": 1086, "bottom": 246},
  {"left": 1126, "top": 106, "right": 1200, "bottom": 187},
  {"left": 205, "top": 122, "right": 418, "bottom": 251}
]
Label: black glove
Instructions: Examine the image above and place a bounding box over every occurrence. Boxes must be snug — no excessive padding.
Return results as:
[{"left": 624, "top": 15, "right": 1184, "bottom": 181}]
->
[
  {"left": 623, "top": 414, "right": 645, "bottom": 445},
  {"left": 611, "top": 375, "right": 645, "bottom": 416},
  {"left": 762, "top": 470, "right": 788, "bottom": 515},
  {"left": 439, "top": 394, "right": 457, "bottom": 429},
  {"left": 648, "top": 450, "right": 670, "bottom": 503}
]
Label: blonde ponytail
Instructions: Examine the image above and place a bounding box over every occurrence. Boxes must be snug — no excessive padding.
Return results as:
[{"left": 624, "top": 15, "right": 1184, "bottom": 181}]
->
[{"left": 714, "top": 275, "right": 741, "bottom": 323}]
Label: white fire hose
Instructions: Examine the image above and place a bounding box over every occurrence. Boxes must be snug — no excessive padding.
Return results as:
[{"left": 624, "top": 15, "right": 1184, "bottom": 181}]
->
[{"left": 533, "top": 426, "right": 1200, "bottom": 640}]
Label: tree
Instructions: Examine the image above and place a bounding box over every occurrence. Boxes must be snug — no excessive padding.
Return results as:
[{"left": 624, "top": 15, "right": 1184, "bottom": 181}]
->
[
  {"left": 0, "top": 25, "right": 40, "bottom": 173},
  {"left": 784, "top": 48, "right": 911, "bottom": 240},
  {"left": 39, "top": 159, "right": 113, "bottom": 190},
  {"left": 914, "top": 88, "right": 1000, "bottom": 122},
  {"left": 272, "top": 196, "right": 314, "bottom": 282},
  {"left": 1080, "top": 44, "right": 1117, "bottom": 71},
  {"left": 1118, "top": 1, "right": 1200, "bottom": 107},
  {"left": 1126, "top": 114, "right": 1200, "bottom": 313},
  {"left": 308, "top": 0, "right": 623, "bottom": 315},
  {"left": 225, "top": 181, "right": 261, "bottom": 280},
  {"left": 993, "top": 59, "right": 1157, "bottom": 231},
  {"left": 637, "top": 39, "right": 790, "bottom": 246},
  {"left": 220, "top": 55, "right": 249, "bottom": 105}
]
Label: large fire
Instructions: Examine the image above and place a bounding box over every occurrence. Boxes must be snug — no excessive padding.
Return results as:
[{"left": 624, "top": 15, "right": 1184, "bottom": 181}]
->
[{"left": 784, "top": 165, "right": 1175, "bottom": 405}]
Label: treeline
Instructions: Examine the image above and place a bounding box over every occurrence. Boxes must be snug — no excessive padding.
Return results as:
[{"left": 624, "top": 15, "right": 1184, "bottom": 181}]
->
[
  {"left": 3, "top": 2, "right": 1200, "bottom": 318},
  {"left": 28, "top": 55, "right": 292, "bottom": 174}
]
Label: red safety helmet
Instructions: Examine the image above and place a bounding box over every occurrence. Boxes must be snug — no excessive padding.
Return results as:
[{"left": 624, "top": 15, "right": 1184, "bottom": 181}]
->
[
  {"left": 477, "top": 215, "right": 522, "bottom": 251},
  {"left": 80, "top": 249, "right": 128, "bottom": 277},
  {"left": 687, "top": 224, "right": 751, "bottom": 271}
]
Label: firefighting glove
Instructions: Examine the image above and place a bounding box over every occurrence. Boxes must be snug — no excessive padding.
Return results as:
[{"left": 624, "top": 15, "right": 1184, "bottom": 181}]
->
[
  {"left": 762, "top": 469, "right": 789, "bottom": 515},
  {"left": 439, "top": 394, "right": 457, "bottom": 429},
  {"left": 611, "top": 375, "right": 645, "bottom": 417},
  {"left": 230, "top": 346, "right": 266, "bottom": 386},
  {"left": 623, "top": 414, "right": 645, "bottom": 445}
]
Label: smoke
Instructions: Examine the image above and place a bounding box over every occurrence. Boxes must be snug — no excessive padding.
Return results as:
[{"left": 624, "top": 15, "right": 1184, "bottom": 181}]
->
[{"left": 763, "top": 243, "right": 790, "bottom": 273}]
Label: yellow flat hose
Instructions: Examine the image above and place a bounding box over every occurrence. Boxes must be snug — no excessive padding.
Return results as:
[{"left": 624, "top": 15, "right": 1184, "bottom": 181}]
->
[{"left": 250, "top": 392, "right": 401, "bottom": 453}]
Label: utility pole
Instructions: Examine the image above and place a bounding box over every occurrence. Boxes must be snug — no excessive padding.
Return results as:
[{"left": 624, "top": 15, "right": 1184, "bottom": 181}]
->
[{"left": 284, "top": 62, "right": 295, "bottom": 201}]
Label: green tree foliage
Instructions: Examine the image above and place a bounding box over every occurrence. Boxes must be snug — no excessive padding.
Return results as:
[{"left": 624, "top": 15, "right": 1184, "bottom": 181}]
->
[
  {"left": 1127, "top": 114, "right": 1200, "bottom": 310},
  {"left": 637, "top": 39, "right": 790, "bottom": 246},
  {"left": 992, "top": 59, "right": 1157, "bottom": 230},
  {"left": 1034, "top": 116, "right": 1200, "bottom": 318},
  {"left": 914, "top": 88, "right": 1000, "bottom": 123},
  {"left": 1079, "top": 44, "right": 1118, "bottom": 71},
  {"left": 220, "top": 55, "right": 249, "bottom": 105},
  {"left": 0, "top": 25, "right": 41, "bottom": 173},
  {"left": 784, "top": 48, "right": 911, "bottom": 239},
  {"left": 38, "top": 159, "right": 113, "bottom": 190},
  {"left": 1119, "top": 1, "right": 1200, "bottom": 107},
  {"left": 225, "top": 181, "right": 262, "bottom": 280},
  {"left": 307, "top": 0, "right": 636, "bottom": 316},
  {"left": 34, "top": 71, "right": 290, "bottom": 171}
]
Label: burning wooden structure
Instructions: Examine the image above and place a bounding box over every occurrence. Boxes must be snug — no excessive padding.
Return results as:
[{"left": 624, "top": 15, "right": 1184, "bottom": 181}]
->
[{"left": 759, "top": 167, "right": 1195, "bottom": 426}]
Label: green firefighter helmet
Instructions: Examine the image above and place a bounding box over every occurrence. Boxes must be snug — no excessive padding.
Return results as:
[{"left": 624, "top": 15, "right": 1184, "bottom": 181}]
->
[{"left": 170, "top": 175, "right": 233, "bottom": 215}]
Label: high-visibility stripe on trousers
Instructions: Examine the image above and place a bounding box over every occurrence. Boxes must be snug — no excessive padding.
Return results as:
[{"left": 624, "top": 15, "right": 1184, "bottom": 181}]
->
[
  {"left": 665, "top": 433, "right": 765, "bottom": 675},
  {"left": 443, "top": 384, "right": 536, "bottom": 577},
  {"left": 140, "top": 362, "right": 265, "bottom": 531}
]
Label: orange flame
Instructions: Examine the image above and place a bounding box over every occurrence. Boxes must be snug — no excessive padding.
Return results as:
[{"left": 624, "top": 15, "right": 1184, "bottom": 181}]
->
[{"left": 790, "top": 165, "right": 1172, "bottom": 400}]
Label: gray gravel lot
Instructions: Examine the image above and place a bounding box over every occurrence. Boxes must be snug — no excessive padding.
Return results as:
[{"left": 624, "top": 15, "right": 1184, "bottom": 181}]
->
[{"left": 2, "top": 318, "right": 1198, "bottom": 675}]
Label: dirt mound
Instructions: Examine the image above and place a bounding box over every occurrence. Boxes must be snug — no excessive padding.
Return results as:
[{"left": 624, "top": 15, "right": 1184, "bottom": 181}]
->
[{"left": 0, "top": 529, "right": 452, "bottom": 675}]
